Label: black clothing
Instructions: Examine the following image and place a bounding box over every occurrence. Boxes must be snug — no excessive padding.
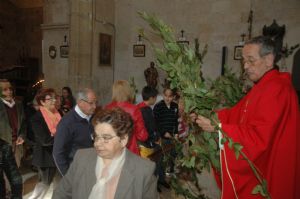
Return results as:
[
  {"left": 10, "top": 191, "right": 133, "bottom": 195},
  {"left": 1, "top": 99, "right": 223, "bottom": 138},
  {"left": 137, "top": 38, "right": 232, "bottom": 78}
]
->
[
  {"left": 140, "top": 106, "right": 160, "bottom": 148},
  {"left": 153, "top": 100, "right": 178, "bottom": 138},
  {"left": 30, "top": 111, "right": 56, "bottom": 168},
  {"left": 0, "top": 139, "right": 22, "bottom": 199}
]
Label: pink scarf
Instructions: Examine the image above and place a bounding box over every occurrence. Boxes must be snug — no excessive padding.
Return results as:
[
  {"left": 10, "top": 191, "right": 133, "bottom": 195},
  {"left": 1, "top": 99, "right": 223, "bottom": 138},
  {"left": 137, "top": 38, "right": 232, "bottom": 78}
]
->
[{"left": 40, "top": 106, "right": 62, "bottom": 136}]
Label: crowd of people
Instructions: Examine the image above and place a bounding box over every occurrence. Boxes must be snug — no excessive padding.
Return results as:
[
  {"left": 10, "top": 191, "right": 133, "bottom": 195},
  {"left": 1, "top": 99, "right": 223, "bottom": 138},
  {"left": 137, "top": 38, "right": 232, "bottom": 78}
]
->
[{"left": 0, "top": 36, "right": 299, "bottom": 199}]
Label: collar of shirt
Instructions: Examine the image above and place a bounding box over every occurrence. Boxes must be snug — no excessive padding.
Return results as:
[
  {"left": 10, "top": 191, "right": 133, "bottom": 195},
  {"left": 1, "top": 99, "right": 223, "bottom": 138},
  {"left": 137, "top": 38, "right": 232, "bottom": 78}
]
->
[
  {"left": 1, "top": 98, "right": 16, "bottom": 108},
  {"left": 75, "top": 105, "right": 91, "bottom": 121}
]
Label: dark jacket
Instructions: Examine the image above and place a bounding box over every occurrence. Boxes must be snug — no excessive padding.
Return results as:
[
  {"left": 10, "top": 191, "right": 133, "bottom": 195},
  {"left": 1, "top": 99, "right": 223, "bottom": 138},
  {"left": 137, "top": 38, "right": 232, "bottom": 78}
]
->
[
  {"left": 53, "top": 109, "right": 94, "bottom": 175},
  {"left": 153, "top": 100, "right": 178, "bottom": 138},
  {"left": 138, "top": 103, "right": 160, "bottom": 148},
  {"left": 0, "top": 139, "right": 22, "bottom": 199},
  {"left": 0, "top": 100, "right": 26, "bottom": 145},
  {"left": 30, "top": 111, "right": 55, "bottom": 167}
]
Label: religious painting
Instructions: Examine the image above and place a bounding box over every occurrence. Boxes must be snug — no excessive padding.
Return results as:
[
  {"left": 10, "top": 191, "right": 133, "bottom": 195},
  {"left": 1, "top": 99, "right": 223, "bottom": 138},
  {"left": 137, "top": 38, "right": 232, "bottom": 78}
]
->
[
  {"left": 133, "top": 44, "right": 145, "bottom": 57},
  {"left": 234, "top": 46, "right": 243, "bottom": 60},
  {"left": 99, "top": 33, "right": 112, "bottom": 66}
]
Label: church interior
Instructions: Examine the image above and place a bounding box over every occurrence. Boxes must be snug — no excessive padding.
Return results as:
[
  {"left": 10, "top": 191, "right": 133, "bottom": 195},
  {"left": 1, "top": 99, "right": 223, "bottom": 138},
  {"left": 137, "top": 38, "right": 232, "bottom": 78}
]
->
[{"left": 1, "top": 0, "right": 299, "bottom": 198}]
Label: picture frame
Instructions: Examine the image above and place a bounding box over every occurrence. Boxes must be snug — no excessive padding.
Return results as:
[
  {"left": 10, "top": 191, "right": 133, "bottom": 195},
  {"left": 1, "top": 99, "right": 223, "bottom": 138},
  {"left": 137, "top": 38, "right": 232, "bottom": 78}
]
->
[
  {"left": 60, "top": 45, "right": 69, "bottom": 58},
  {"left": 133, "top": 44, "right": 145, "bottom": 57},
  {"left": 99, "top": 33, "right": 112, "bottom": 66},
  {"left": 234, "top": 45, "right": 243, "bottom": 60}
]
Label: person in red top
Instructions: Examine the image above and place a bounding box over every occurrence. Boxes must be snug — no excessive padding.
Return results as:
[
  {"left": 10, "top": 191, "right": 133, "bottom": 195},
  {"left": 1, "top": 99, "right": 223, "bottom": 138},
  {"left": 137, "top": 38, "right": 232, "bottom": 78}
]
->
[
  {"left": 105, "top": 80, "right": 148, "bottom": 155},
  {"left": 196, "top": 36, "right": 300, "bottom": 199}
]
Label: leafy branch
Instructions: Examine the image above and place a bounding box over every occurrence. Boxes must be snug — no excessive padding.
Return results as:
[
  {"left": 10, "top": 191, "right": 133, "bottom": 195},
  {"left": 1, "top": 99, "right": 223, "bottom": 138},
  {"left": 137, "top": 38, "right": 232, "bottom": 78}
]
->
[{"left": 139, "top": 11, "right": 270, "bottom": 198}]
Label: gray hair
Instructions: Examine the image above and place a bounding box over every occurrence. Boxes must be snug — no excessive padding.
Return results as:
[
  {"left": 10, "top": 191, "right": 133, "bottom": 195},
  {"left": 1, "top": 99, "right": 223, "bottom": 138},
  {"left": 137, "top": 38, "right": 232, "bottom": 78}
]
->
[
  {"left": 245, "top": 36, "right": 276, "bottom": 57},
  {"left": 76, "top": 88, "right": 93, "bottom": 101}
]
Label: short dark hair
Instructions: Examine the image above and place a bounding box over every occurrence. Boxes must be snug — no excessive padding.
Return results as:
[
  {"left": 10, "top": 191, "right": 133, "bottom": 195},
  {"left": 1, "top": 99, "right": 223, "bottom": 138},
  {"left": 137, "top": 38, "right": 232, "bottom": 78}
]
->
[
  {"left": 163, "top": 87, "right": 176, "bottom": 96},
  {"left": 142, "top": 86, "right": 158, "bottom": 101},
  {"left": 245, "top": 36, "right": 276, "bottom": 57},
  {"left": 62, "top": 86, "right": 73, "bottom": 96},
  {"left": 92, "top": 108, "right": 134, "bottom": 139}
]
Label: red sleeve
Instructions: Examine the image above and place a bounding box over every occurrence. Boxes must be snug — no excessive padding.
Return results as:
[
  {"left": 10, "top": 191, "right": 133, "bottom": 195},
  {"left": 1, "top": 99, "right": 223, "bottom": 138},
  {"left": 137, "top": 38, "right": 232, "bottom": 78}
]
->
[{"left": 133, "top": 107, "right": 148, "bottom": 142}]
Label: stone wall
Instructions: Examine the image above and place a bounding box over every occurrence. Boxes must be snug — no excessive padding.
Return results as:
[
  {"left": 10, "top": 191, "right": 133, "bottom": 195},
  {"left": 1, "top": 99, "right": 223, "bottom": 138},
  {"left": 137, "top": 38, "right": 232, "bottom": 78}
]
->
[
  {"left": 42, "top": 0, "right": 70, "bottom": 90},
  {"left": 114, "top": 0, "right": 300, "bottom": 95},
  {"left": 40, "top": 0, "right": 300, "bottom": 105},
  {"left": 42, "top": 0, "right": 115, "bottom": 104}
]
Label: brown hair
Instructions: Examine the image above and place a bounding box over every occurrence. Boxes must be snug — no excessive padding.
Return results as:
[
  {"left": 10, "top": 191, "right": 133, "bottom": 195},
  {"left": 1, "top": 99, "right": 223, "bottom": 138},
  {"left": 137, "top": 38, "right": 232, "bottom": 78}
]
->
[
  {"left": 92, "top": 108, "right": 134, "bottom": 139},
  {"left": 35, "top": 88, "right": 56, "bottom": 106},
  {"left": 111, "top": 80, "right": 134, "bottom": 103}
]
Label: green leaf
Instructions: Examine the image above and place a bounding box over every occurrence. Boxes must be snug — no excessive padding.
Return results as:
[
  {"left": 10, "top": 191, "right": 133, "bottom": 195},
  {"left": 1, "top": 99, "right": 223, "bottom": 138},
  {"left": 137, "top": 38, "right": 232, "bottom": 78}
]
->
[
  {"left": 228, "top": 138, "right": 233, "bottom": 149},
  {"left": 202, "top": 132, "right": 211, "bottom": 140},
  {"left": 252, "top": 185, "right": 267, "bottom": 197},
  {"left": 189, "top": 156, "right": 196, "bottom": 167},
  {"left": 209, "top": 138, "right": 218, "bottom": 150},
  {"left": 233, "top": 143, "right": 243, "bottom": 159},
  {"left": 221, "top": 137, "right": 227, "bottom": 144}
]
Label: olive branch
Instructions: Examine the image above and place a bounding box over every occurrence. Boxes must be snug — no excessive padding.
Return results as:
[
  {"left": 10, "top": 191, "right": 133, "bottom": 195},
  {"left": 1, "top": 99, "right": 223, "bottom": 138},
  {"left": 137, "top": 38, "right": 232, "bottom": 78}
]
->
[{"left": 138, "top": 11, "right": 270, "bottom": 198}]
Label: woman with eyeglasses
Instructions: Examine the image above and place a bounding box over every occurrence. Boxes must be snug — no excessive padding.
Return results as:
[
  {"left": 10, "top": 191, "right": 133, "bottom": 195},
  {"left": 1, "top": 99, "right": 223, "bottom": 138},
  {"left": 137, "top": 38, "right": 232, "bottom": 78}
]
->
[
  {"left": 52, "top": 108, "right": 159, "bottom": 199},
  {"left": 29, "top": 88, "right": 62, "bottom": 199}
]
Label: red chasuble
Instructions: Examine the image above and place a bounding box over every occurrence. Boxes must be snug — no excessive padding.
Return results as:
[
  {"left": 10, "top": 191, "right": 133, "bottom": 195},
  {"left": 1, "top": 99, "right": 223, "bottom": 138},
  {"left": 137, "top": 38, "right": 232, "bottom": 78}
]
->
[{"left": 217, "top": 70, "right": 300, "bottom": 199}]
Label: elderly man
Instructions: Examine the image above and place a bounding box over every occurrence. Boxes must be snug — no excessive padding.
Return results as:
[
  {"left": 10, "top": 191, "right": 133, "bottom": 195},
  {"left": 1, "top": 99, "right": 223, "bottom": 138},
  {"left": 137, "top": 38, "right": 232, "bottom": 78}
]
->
[
  {"left": 196, "top": 36, "right": 299, "bottom": 199},
  {"left": 53, "top": 88, "right": 97, "bottom": 176},
  {"left": 0, "top": 79, "right": 25, "bottom": 198}
]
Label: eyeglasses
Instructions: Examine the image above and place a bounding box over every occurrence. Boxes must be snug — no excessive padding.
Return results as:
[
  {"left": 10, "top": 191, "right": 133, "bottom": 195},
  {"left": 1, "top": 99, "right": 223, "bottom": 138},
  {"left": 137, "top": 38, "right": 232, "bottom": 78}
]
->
[
  {"left": 92, "top": 134, "right": 118, "bottom": 143},
  {"left": 45, "top": 97, "right": 56, "bottom": 102},
  {"left": 81, "top": 99, "right": 97, "bottom": 106}
]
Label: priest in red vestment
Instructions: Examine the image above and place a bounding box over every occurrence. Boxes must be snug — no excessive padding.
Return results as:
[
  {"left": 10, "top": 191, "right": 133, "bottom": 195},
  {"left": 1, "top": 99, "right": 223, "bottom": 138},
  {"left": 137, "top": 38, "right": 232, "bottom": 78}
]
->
[{"left": 196, "top": 36, "right": 300, "bottom": 199}]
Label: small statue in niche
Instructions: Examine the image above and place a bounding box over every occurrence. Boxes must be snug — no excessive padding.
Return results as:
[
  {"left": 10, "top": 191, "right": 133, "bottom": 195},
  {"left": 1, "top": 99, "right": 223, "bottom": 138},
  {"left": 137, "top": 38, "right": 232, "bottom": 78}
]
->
[{"left": 144, "top": 61, "right": 158, "bottom": 88}]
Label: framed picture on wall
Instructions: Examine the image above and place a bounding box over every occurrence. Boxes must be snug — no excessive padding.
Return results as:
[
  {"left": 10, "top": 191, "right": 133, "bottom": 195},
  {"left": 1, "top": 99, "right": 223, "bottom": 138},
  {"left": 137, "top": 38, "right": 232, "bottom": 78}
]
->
[
  {"left": 99, "top": 33, "right": 112, "bottom": 66},
  {"left": 133, "top": 44, "right": 145, "bottom": 57},
  {"left": 234, "top": 45, "right": 243, "bottom": 60},
  {"left": 60, "top": 45, "right": 69, "bottom": 58}
]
